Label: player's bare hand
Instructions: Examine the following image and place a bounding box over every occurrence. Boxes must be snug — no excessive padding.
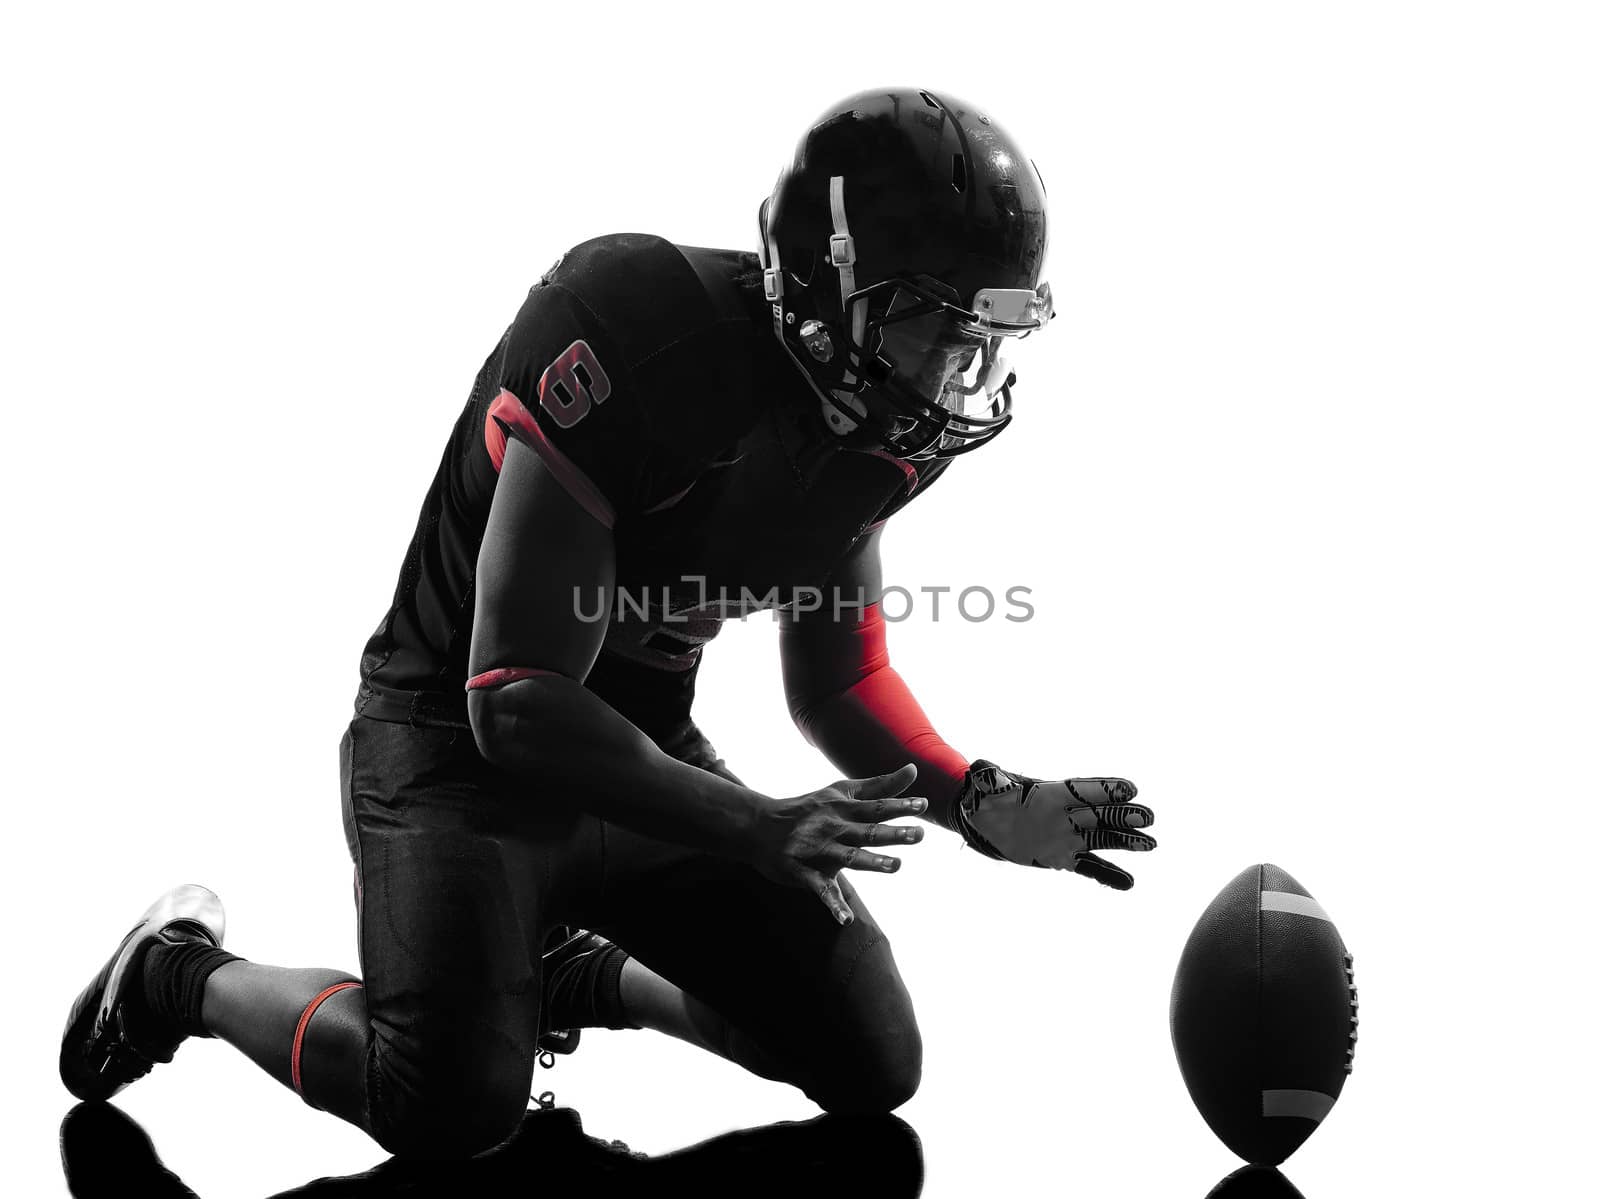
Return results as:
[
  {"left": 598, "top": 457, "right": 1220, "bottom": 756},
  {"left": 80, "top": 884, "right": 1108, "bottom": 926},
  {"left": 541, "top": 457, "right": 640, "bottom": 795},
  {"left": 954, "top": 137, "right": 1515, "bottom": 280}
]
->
[
  {"left": 952, "top": 761, "right": 1156, "bottom": 889},
  {"left": 746, "top": 763, "right": 927, "bottom": 925}
]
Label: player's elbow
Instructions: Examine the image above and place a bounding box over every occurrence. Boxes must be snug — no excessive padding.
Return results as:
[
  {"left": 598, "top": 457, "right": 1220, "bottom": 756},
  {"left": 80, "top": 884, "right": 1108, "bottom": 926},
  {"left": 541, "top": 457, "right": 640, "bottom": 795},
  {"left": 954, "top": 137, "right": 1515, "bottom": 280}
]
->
[
  {"left": 780, "top": 648, "right": 860, "bottom": 737},
  {"left": 466, "top": 686, "right": 516, "bottom": 767},
  {"left": 784, "top": 661, "right": 885, "bottom": 748},
  {"left": 783, "top": 685, "right": 815, "bottom": 734},
  {"left": 778, "top": 616, "right": 890, "bottom": 736},
  {"left": 783, "top": 681, "right": 841, "bottom": 748},
  {"left": 466, "top": 672, "right": 566, "bottom": 771}
]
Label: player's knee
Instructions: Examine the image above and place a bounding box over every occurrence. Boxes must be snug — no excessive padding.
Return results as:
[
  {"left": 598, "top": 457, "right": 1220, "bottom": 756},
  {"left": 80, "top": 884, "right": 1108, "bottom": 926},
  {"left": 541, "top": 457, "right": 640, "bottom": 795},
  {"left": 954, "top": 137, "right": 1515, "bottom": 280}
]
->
[
  {"left": 865, "top": 1021, "right": 924, "bottom": 1112},
  {"left": 371, "top": 1074, "right": 527, "bottom": 1159},
  {"left": 368, "top": 1030, "right": 529, "bottom": 1159},
  {"left": 816, "top": 1020, "right": 923, "bottom": 1114}
]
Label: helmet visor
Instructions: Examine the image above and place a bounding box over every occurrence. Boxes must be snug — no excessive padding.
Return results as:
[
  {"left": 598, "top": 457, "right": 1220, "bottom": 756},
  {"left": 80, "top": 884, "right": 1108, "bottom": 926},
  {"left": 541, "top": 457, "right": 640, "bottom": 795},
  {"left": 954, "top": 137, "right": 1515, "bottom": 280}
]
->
[
  {"left": 874, "top": 305, "right": 1019, "bottom": 427},
  {"left": 842, "top": 275, "right": 1050, "bottom": 457}
]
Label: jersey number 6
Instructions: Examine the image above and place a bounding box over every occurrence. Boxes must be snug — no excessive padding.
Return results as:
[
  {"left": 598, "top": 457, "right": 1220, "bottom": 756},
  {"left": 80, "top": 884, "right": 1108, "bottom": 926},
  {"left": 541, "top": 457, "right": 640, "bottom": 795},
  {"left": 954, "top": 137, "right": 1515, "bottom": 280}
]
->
[{"left": 538, "top": 339, "right": 612, "bottom": 429}]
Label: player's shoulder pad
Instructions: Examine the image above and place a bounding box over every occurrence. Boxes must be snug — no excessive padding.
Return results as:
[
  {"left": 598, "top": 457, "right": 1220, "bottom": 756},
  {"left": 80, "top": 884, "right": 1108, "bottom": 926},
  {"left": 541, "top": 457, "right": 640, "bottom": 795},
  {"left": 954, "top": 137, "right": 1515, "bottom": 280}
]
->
[
  {"left": 540, "top": 235, "right": 743, "bottom": 361},
  {"left": 546, "top": 234, "right": 759, "bottom": 449},
  {"left": 495, "top": 235, "right": 762, "bottom": 522}
]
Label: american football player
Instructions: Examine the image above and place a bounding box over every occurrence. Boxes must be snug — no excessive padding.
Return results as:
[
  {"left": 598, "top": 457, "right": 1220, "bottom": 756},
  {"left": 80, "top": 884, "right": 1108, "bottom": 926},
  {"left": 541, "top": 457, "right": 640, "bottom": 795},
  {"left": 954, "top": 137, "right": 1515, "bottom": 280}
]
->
[{"left": 61, "top": 88, "right": 1155, "bottom": 1158}]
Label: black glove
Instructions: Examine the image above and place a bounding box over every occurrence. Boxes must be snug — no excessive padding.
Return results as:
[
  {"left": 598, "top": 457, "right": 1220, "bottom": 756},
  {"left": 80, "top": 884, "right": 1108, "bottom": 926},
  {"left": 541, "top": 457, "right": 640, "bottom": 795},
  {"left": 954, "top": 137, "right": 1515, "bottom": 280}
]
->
[{"left": 952, "top": 760, "right": 1156, "bottom": 889}]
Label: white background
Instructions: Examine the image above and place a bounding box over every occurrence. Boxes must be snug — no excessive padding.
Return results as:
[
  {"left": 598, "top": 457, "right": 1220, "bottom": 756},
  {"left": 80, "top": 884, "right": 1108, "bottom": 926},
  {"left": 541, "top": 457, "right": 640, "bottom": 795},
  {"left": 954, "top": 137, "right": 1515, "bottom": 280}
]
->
[{"left": 4, "top": 3, "right": 1596, "bottom": 1195}]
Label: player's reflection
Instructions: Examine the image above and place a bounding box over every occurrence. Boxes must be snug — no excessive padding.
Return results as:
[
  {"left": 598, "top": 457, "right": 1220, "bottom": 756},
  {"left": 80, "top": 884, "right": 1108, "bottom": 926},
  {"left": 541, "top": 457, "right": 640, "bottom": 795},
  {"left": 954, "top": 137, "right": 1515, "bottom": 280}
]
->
[
  {"left": 1205, "top": 1163, "right": 1307, "bottom": 1197},
  {"left": 60, "top": 1100, "right": 924, "bottom": 1198}
]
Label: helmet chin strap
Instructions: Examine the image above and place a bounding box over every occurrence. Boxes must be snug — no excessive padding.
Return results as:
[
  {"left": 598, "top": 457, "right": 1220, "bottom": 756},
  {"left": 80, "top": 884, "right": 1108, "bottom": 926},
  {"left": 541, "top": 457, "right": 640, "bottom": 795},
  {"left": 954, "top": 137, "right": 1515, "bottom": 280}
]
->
[
  {"left": 822, "top": 175, "right": 870, "bottom": 436},
  {"left": 828, "top": 177, "right": 864, "bottom": 377},
  {"left": 763, "top": 176, "right": 894, "bottom": 442},
  {"left": 761, "top": 196, "right": 846, "bottom": 435}
]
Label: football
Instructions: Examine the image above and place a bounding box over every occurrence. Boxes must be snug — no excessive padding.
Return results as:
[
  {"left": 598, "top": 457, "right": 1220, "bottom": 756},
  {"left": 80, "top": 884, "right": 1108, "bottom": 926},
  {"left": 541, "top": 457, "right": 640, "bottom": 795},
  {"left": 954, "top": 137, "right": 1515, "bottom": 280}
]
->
[{"left": 1171, "top": 864, "right": 1358, "bottom": 1166}]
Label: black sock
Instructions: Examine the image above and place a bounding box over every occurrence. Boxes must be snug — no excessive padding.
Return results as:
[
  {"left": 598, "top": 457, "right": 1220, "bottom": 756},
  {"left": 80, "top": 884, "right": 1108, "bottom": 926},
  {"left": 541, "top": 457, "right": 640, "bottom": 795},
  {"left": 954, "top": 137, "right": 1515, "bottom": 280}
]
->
[
  {"left": 545, "top": 939, "right": 640, "bottom": 1031},
  {"left": 142, "top": 938, "right": 242, "bottom": 1039}
]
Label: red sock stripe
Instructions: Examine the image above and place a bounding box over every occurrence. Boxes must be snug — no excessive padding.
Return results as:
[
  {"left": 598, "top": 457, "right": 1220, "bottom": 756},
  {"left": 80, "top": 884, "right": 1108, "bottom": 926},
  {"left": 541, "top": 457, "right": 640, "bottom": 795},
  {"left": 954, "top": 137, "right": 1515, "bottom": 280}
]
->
[{"left": 291, "top": 982, "right": 362, "bottom": 1097}]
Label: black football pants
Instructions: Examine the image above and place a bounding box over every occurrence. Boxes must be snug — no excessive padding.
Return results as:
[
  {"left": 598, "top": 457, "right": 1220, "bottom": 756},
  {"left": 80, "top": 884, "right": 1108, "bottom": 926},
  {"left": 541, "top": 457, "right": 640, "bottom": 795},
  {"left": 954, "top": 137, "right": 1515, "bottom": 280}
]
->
[{"left": 337, "top": 711, "right": 921, "bottom": 1158}]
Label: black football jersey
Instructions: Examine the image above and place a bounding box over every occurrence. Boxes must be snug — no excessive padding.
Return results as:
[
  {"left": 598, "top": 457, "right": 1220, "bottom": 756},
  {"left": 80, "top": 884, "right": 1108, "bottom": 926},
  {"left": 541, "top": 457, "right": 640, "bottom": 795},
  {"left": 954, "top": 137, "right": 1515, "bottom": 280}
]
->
[{"left": 356, "top": 234, "right": 949, "bottom": 736}]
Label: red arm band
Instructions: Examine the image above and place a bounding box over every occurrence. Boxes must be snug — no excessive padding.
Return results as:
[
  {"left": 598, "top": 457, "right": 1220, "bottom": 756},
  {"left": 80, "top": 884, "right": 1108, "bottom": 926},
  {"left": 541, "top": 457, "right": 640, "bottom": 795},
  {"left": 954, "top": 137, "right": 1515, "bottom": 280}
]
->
[
  {"left": 465, "top": 667, "right": 563, "bottom": 691},
  {"left": 780, "top": 602, "right": 970, "bottom": 821}
]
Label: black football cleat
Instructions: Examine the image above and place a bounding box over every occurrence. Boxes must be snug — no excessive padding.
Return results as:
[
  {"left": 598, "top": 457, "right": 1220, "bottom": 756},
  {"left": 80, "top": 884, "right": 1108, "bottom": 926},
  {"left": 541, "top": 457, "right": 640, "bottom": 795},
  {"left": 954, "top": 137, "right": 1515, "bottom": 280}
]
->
[
  {"left": 536, "top": 926, "right": 589, "bottom": 1060},
  {"left": 536, "top": 925, "right": 629, "bottom": 1061},
  {"left": 60, "top": 884, "right": 226, "bottom": 1102}
]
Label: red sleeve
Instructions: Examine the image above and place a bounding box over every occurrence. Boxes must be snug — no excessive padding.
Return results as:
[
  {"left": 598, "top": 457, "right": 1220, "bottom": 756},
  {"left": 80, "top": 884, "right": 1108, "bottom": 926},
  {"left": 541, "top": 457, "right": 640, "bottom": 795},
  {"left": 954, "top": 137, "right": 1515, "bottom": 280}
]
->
[{"left": 780, "top": 602, "right": 970, "bottom": 823}]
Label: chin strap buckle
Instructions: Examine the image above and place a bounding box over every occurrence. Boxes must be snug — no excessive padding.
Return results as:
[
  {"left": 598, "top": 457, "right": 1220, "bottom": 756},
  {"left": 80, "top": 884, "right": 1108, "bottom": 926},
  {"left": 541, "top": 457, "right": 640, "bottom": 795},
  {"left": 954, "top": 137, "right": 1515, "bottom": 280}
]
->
[
  {"left": 828, "top": 232, "right": 856, "bottom": 267},
  {"left": 763, "top": 268, "right": 783, "bottom": 302},
  {"left": 822, "top": 390, "right": 866, "bottom": 434}
]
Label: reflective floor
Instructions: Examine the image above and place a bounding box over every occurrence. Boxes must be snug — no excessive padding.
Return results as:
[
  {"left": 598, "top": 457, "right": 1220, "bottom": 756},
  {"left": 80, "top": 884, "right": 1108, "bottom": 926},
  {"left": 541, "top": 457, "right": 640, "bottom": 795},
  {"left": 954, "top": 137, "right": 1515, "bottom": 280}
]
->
[
  {"left": 60, "top": 1101, "right": 926, "bottom": 1199},
  {"left": 59, "top": 1100, "right": 1324, "bottom": 1199}
]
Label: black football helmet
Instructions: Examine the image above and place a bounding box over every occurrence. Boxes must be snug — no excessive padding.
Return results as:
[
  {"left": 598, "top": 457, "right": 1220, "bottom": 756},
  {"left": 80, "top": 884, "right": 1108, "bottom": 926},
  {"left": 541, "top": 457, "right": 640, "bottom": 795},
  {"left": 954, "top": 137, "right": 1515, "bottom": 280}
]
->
[{"left": 758, "top": 88, "right": 1052, "bottom": 460}]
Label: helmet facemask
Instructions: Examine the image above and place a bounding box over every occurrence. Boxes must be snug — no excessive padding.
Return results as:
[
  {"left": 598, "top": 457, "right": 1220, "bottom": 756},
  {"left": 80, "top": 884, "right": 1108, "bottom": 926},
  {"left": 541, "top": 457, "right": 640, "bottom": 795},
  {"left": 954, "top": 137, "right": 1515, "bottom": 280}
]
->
[{"left": 839, "top": 276, "right": 1053, "bottom": 459}]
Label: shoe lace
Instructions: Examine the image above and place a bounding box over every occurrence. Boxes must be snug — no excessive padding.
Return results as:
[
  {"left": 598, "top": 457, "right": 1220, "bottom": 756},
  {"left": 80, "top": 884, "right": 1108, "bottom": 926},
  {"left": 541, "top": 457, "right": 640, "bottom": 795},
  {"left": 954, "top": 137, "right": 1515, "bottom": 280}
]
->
[
  {"left": 94, "top": 1007, "right": 173, "bottom": 1072},
  {"left": 90, "top": 1031, "right": 158, "bottom": 1084}
]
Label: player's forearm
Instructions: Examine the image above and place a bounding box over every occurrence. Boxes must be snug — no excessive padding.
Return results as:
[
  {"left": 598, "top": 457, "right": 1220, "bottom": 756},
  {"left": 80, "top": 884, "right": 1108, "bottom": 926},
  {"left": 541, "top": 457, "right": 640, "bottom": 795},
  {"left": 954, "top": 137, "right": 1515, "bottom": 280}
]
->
[
  {"left": 468, "top": 674, "right": 760, "bottom": 858},
  {"left": 791, "top": 669, "right": 970, "bottom": 829}
]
